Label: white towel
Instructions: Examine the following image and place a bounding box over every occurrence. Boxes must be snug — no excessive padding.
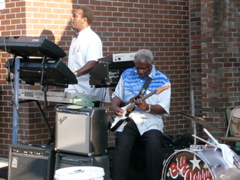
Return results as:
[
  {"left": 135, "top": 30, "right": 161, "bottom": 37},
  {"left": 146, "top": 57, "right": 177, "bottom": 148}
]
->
[{"left": 217, "top": 144, "right": 235, "bottom": 168}]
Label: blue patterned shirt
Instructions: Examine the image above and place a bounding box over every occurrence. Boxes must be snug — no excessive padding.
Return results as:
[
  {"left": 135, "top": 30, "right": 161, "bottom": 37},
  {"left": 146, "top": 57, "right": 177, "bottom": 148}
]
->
[{"left": 112, "top": 65, "right": 171, "bottom": 135}]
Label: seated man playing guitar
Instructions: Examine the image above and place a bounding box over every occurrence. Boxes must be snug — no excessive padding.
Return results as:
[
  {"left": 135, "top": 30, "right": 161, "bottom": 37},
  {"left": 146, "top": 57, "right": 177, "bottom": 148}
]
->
[{"left": 111, "top": 49, "right": 171, "bottom": 180}]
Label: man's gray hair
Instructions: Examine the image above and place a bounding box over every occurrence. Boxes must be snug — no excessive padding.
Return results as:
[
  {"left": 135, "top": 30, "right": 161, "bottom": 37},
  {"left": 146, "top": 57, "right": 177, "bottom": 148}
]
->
[{"left": 134, "top": 49, "right": 154, "bottom": 63}]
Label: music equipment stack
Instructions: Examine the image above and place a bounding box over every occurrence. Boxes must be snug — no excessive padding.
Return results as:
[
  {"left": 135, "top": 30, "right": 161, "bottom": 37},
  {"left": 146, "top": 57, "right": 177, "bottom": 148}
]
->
[
  {"left": 2, "top": 36, "right": 77, "bottom": 87},
  {"left": 54, "top": 105, "right": 110, "bottom": 180},
  {"left": 7, "top": 105, "right": 110, "bottom": 180},
  {"left": 2, "top": 36, "right": 110, "bottom": 179}
]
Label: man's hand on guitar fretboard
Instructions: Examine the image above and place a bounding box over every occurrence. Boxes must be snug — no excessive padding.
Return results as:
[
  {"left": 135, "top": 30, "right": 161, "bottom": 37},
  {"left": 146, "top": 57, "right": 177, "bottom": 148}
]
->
[{"left": 132, "top": 97, "right": 148, "bottom": 111}]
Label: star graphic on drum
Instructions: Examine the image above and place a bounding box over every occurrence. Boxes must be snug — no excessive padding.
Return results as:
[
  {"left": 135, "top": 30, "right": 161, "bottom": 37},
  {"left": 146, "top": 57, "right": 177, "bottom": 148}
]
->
[{"left": 190, "top": 155, "right": 201, "bottom": 170}]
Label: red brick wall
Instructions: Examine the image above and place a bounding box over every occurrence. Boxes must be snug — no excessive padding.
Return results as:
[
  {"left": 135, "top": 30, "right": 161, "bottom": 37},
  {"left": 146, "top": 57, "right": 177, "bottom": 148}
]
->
[
  {"left": 1, "top": 0, "right": 239, "bottom": 157},
  {"left": 188, "top": 0, "right": 240, "bottom": 139},
  {"left": 0, "top": 0, "right": 190, "bottom": 157},
  {"left": 189, "top": 0, "right": 202, "bottom": 118},
  {"left": 189, "top": 0, "right": 203, "bottom": 137},
  {"left": 201, "top": 0, "right": 240, "bottom": 137}
]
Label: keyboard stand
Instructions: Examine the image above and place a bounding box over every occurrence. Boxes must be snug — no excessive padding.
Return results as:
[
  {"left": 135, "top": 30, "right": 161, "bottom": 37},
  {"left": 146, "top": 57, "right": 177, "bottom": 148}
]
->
[{"left": 19, "top": 99, "right": 55, "bottom": 145}]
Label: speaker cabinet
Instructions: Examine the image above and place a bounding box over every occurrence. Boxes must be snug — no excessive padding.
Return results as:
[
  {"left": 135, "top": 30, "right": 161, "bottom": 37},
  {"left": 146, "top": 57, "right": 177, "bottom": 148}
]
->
[
  {"left": 55, "top": 152, "right": 110, "bottom": 180},
  {"left": 55, "top": 106, "right": 108, "bottom": 156},
  {"left": 8, "top": 144, "right": 55, "bottom": 180}
]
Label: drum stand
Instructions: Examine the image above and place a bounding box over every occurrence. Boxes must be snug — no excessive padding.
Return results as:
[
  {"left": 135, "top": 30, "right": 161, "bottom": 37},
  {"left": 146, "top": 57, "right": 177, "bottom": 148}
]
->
[
  {"left": 193, "top": 121, "right": 197, "bottom": 145},
  {"left": 179, "top": 112, "right": 224, "bottom": 151}
]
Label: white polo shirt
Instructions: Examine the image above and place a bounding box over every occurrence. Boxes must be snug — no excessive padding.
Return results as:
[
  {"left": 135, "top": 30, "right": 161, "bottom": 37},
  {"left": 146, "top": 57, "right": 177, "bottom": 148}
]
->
[{"left": 65, "top": 26, "right": 110, "bottom": 102}]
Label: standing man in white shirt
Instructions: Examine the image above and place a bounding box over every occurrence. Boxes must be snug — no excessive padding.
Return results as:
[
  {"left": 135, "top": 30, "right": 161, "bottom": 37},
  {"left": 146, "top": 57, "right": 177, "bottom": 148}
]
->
[{"left": 65, "top": 6, "right": 110, "bottom": 106}]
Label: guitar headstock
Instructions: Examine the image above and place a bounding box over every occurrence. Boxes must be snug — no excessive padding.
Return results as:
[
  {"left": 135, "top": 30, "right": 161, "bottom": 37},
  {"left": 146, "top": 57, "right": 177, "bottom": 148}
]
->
[{"left": 156, "top": 84, "right": 171, "bottom": 94}]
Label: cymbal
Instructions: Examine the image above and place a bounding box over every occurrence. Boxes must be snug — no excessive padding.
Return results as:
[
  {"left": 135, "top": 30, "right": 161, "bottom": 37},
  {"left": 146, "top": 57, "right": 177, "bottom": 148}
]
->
[{"left": 178, "top": 112, "right": 224, "bottom": 133}]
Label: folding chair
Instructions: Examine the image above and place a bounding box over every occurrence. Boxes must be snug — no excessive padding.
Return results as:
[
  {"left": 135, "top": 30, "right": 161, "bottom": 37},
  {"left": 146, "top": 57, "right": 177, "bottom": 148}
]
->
[{"left": 218, "top": 106, "right": 240, "bottom": 151}]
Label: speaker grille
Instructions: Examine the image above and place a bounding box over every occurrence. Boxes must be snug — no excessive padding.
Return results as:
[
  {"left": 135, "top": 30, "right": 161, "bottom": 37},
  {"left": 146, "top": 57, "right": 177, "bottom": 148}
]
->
[
  {"left": 8, "top": 144, "right": 55, "bottom": 180},
  {"left": 55, "top": 107, "right": 108, "bottom": 156}
]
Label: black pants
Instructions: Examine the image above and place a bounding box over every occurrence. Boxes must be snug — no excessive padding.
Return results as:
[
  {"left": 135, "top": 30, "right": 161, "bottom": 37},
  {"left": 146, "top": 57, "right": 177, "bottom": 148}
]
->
[{"left": 112, "top": 120, "right": 165, "bottom": 180}]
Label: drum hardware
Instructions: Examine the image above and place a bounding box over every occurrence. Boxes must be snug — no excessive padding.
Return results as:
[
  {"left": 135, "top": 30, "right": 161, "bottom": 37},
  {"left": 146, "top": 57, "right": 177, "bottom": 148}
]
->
[
  {"left": 189, "top": 144, "right": 204, "bottom": 151},
  {"left": 179, "top": 112, "right": 223, "bottom": 149},
  {"left": 203, "top": 128, "right": 240, "bottom": 169},
  {"left": 178, "top": 112, "right": 224, "bottom": 133},
  {"left": 192, "top": 134, "right": 217, "bottom": 147},
  {"left": 193, "top": 132, "right": 240, "bottom": 169}
]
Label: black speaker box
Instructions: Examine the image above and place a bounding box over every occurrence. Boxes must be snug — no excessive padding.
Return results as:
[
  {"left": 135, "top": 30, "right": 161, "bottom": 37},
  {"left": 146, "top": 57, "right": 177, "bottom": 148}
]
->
[
  {"left": 55, "top": 152, "right": 110, "bottom": 180},
  {"left": 8, "top": 144, "right": 55, "bottom": 180}
]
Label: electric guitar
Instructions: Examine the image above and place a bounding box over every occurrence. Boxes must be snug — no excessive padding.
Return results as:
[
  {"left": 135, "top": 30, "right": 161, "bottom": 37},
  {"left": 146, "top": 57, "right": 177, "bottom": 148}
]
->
[{"left": 109, "top": 84, "right": 171, "bottom": 131}]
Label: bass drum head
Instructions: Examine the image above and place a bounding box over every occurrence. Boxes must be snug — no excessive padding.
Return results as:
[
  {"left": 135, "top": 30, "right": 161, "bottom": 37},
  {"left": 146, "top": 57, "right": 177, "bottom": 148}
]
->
[
  {"left": 162, "top": 149, "right": 214, "bottom": 180},
  {"left": 162, "top": 148, "right": 240, "bottom": 180}
]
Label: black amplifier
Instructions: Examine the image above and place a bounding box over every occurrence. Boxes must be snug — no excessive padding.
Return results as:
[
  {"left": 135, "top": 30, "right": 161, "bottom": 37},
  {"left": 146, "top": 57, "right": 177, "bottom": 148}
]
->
[
  {"left": 8, "top": 144, "right": 55, "bottom": 180},
  {"left": 89, "top": 61, "right": 134, "bottom": 87},
  {"left": 55, "top": 105, "right": 108, "bottom": 156}
]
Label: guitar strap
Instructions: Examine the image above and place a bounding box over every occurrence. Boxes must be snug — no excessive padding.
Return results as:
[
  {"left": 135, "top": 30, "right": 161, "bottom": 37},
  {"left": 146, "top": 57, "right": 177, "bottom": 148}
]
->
[
  {"left": 125, "top": 76, "right": 152, "bottom": 119},
  {"left": 139, "top": 76, "right": 152, "bottom": 96}
]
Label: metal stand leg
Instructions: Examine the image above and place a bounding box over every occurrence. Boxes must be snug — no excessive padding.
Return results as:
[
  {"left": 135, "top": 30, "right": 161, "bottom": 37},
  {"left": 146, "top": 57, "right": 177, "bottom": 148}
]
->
[
  {"left": 11, "top": 56, "right": 55, "bottom": 145},
  {"left": 12, "top": 58, "right": 20, "bottom": 144},
  {"left": 19, "top": 100, "right": 55, "bottom": 145}
]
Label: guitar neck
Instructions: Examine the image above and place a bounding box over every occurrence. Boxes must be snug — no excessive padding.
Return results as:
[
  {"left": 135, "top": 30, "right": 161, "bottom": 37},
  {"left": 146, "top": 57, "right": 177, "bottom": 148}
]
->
[{"left": 126, "top": 90, "right": 157, "bottom": 110}]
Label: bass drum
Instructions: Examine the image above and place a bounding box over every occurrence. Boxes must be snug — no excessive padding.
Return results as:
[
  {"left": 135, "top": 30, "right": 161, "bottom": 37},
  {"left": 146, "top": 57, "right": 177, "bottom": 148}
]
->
[{"left": 161, "top": 147, "right": 240, "bottom": 180}]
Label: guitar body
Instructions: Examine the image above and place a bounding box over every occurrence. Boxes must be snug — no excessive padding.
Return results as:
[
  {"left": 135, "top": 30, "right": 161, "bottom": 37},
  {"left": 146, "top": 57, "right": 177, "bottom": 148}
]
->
[
  {"left": 108, "top": 115, "right": 126, "bottom": 132},
  {"left": 108, "top": 111, "right": 132, "bottom": 132}
]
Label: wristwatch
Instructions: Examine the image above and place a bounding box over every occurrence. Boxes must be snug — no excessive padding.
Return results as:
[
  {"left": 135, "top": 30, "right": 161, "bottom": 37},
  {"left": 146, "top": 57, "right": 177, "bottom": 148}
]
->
[{"left": 146, "top": 104, "right": 151, "bottom": 112}]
